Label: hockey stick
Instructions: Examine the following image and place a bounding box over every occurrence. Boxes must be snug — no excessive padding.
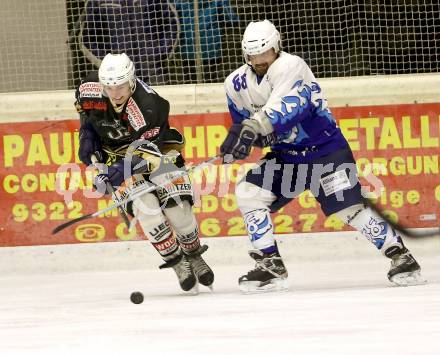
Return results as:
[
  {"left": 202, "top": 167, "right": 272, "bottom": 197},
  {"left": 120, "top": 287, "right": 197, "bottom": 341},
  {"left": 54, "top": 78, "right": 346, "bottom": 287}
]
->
[
  {"left": 52, "top": 155, "right": 220, "bottom": 234},
  {"left": 91, "top": 154, "right": 131, "bottom": 229},
  {"left": 362, "top": 197, "right": 440, "bottom": 239}
]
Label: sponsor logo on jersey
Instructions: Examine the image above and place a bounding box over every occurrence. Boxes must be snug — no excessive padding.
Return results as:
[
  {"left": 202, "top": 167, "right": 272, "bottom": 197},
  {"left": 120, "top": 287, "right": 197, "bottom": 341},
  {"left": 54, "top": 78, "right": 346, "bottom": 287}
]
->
[
  {"left": 244, "top": 210, "right": 273, "bottom": 242},
  {"left": 320, "top": 169, "right": 351, "bottom": 196},
  {"left": 81, "top": 100, "right": 107, "bottom": 111},
  {"left": 114, "top": 175, "right": 149, "bottom": 202},
  {"left": 154, "top": 234, "right": 177, "bottom": 252},
  {"left": 79, "top": 82, "right": 103, "bottom": 98},
  {"left": 176, "top": 229, "right": 198, "bottom": 243},
  {"left": 179, "top": 239, "right": 200, "bottom": 252},
  {"left": 361, "top": 217, "right": 388, "bottom": 249},
  {"left": 150, "top": 221, "right": 172, "bottom": 241},
  {"left": 141, "top": 127, "right": 160, "bottom": 139},
  {"left": 126, "top": 98, "right": 146, "bottom": 130},
  {"left": 171, "top": 176, "right": 185, "bottom": 184}
]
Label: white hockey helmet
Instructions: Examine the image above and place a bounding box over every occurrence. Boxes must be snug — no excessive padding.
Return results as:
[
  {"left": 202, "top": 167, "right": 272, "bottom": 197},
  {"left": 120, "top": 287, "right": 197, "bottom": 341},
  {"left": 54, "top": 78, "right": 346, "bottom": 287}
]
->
[
  {"left": 242, "top": 20, "right": 281, "bottom": 64},
  {"left": 98, "top": 53, "right": 136, "bottom": 90}
]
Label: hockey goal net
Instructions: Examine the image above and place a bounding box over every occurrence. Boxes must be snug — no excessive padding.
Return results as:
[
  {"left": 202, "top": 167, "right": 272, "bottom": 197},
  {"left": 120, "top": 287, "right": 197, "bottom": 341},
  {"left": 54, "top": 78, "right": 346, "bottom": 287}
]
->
[{"left": 0, "top": 0, "right": 438, "bottom": 92}]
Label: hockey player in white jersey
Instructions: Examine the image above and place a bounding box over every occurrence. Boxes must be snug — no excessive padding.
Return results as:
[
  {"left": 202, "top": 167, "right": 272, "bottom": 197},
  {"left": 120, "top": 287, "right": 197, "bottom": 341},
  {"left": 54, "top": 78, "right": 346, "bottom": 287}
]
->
[{"left": 220, "top": 20, "right": 424, "bottom": 293}]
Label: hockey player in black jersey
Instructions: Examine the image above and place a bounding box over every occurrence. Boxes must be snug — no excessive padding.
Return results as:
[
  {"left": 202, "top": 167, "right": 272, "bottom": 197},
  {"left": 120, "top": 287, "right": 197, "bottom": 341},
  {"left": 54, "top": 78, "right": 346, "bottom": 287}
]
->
[{"left": 75, "top": 53, "right": 214, "bottom": 292}]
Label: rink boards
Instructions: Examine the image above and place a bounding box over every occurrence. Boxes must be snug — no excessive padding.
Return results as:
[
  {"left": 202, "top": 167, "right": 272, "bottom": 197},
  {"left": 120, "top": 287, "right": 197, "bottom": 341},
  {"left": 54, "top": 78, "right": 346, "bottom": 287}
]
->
[{"left": 0, "top": 74, "right": 439, "bottom": 247}]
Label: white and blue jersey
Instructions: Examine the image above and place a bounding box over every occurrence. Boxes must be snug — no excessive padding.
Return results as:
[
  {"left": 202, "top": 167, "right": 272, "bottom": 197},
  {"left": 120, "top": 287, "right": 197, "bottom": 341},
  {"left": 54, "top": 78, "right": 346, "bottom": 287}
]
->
[{"left": 224, "top": 52, "right": 349, "bottom": 163}]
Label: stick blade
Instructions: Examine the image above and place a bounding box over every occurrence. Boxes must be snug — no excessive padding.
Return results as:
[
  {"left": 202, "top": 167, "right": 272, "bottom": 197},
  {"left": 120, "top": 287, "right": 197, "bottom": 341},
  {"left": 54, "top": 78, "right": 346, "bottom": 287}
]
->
[
  {"left": 363, "top": 197, "right": 439, "bottom": 238},
  {"left": 52, "top": 213, "right": 93, "bottom": 234}
]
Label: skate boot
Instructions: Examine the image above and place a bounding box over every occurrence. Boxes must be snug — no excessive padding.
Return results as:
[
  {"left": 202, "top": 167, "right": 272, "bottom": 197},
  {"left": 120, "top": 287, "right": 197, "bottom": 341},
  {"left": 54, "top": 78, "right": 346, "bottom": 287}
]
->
[
  {"left": 385, "top": 246, "right": 426, "bottom": 286},
  {"left": 159, "top": 253, "right": 197, "bottom": 292},
  {"left": 186, "top": 245, "right": 214, "bottom": 289},
  {"left": 238, "top": 250, "right": 289, "bottom": 293}
]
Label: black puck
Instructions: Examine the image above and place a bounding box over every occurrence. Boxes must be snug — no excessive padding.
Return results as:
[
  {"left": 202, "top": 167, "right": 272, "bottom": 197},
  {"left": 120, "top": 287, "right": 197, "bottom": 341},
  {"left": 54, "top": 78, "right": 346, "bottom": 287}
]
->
[{"left": 130, "top": 291, "right": 144, "bottom": 304}]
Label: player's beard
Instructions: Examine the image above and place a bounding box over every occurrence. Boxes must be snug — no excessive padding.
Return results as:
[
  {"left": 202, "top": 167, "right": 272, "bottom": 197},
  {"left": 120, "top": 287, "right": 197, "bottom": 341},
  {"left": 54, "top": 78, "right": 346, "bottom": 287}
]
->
[{"left": 254, "top": 63, "right": 269, "bottom": 76}]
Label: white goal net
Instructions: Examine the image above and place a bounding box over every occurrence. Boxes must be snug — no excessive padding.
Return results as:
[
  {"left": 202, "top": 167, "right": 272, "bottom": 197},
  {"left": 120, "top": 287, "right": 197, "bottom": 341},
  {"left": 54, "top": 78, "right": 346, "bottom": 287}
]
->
[{"left": 0, "top": 0, "right": 438, "bottom": 93}]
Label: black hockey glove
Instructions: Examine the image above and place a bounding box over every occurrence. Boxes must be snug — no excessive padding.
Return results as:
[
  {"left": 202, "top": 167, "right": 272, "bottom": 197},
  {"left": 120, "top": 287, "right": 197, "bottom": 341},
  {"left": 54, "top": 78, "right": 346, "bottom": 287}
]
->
[
  {"left": 220, "top": 120, "right": 259, "bottom": 162},
  {"left": 79, "top": 124, "right": 103, "bottom": 165}
]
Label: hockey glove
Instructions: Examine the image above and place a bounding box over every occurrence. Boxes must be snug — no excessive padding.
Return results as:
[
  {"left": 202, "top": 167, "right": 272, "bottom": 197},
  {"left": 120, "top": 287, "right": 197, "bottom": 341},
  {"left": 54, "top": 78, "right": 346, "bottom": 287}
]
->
[
  {"left": 220, "top": 120, "right": 259, "bottom": 162},
  {"left": 79, "top": 124, "right": 103, "bottom": 165},
  {"left": 94, "top": 160, "right": 126, "bottom": 193},
  {"left": 94, "top": 154, "right": 157, "bottom": 192}
]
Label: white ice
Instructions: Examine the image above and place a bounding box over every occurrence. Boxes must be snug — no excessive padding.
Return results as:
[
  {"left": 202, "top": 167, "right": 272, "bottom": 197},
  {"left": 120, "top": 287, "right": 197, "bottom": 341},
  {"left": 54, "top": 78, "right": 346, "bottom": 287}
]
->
[{"left": 0, "top": 233, "right": 439, "bottom": 355}]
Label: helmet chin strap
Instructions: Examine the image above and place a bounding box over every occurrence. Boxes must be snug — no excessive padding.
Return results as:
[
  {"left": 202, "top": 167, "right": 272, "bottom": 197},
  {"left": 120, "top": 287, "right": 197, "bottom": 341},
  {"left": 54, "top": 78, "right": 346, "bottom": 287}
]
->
[
  {"left": 110, "top": 96, "right": 130, "bottom": 112},
  {"left": 130, "top": 79, "right": 137, "bottom": 93}
]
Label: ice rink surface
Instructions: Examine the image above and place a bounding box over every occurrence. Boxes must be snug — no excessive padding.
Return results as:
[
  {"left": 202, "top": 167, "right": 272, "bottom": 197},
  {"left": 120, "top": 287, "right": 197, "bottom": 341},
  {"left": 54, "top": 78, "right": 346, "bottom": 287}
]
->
[{"left": 0, "top": 234, "right": 439, "bottom": 355}]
